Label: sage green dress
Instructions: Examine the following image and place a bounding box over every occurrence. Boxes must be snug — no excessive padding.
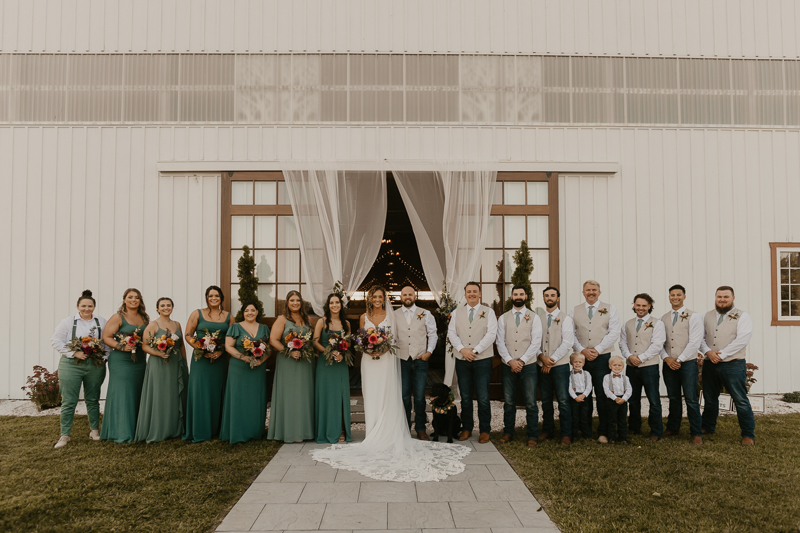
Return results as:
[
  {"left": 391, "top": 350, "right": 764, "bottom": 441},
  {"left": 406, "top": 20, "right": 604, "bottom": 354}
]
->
[
  {"left": 315, "top": 328, "right": 352, "bottom": 443},
  {"left": 267, "top": 320, "right": 315, "bottom": 443},
  {"left": 183, "top": 310, "right": 231, "bottom": 443},
  {"left": 100, "top": 315, "right": 147, "bottom": 443},
  {"left": 134, "top": 326, "right": 188, "bottom": 443},
  {"left": 219, "top": 322, "right": 270, "bottom": 444}
]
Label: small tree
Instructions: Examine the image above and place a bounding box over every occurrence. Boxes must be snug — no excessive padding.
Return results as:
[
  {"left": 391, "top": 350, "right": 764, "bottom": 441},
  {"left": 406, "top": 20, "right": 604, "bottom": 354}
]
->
[
  {"left": 235, "top": 245, "right": 265, "bottom": 322},
  {"left": 503, "top": 239, "right": 534, "bottom": 312}
]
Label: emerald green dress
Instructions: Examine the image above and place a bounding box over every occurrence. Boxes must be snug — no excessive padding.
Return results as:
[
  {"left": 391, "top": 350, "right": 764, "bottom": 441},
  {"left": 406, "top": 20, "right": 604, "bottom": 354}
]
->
[
  {"left": 183, "top": 310, "right": 231, "bottom": 443},
  {"left": 315, "top": 328, "right": 352, "bottom": 443},
  {"left": 134, "top": 326, "right": 188, "bottom": 443},
  {"left": 100, "top": 315, "right": 147, "bottom": 443},
  {"left": 267, "top": 320, "right": 315, "bottom": 443},
  {"left": 219, "top": 322, "right": 270, "bottom": 444}
]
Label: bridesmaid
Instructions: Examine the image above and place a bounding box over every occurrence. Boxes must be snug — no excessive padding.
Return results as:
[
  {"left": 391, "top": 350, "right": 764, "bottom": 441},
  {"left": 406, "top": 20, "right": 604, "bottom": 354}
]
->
[
  {"left": 50, "top": 290, "right": 109, "bottom": 449},
  {"left": 135, "top": 297, "right": 188, "bottom": 443},
  {"left": 268, "top": 291, "right": 315, "bottom": 443},
  {"left": 220, "top": 302, "right": 270, "bottom": 444},
  {"left": 312, "top": 293, "right": 352, "bottom": 443},
  {"left": 183, "top": 286, "right": 234, "bottom": 443},
  {"left": 101, "top": 288, "right": 149, "bottom": 443}
]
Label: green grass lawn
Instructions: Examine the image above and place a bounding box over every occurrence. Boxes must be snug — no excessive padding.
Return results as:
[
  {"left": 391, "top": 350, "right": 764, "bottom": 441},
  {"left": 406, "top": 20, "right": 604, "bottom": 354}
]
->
[
  {"left": 496, "top": 414, "right": 800, "bottom": 533},
  {"left": 0, "top": 415, "right": 280, "bottom": 533}
]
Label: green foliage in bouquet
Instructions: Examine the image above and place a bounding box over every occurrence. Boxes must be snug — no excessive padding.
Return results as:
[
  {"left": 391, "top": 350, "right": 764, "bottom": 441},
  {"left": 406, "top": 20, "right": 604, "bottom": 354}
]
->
[
  {"left": 21, "top": 365, "right": 61, "bottom": 411},
  {"left": 235, "top": 245, "right": 265, "bottom": 322},
  {"left": 504, "top": 239, "right": 534, "bottom": 312}
]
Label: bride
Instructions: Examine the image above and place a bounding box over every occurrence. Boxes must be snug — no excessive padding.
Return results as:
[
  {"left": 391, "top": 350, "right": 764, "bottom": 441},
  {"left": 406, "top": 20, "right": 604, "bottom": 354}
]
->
[{"left": 311, "top": 285, "right": 470, "bottom": 482}]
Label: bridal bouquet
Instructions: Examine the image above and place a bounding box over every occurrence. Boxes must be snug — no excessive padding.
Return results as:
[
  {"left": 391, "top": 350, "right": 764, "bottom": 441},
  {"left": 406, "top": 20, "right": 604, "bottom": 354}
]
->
[
  {"left": 242, "top": 337, "right": 269, "bottom": 369},
  {"left": 115, "top": 327, "right": 143, "bottom": 362},
  {"left": 147, "top": 329, "right": 180, "bottom": 364},
  {"left": 192, "top": 328, "right": 221, "bottom": 362},
  {"left": 353, "top": 327, "right": 397, "bottom": 360},
  {"left": 64, "top": 327, "right": 106, "bottom": 367},
  {"left": 283, "top": 329, "right": 315, "bottom": 363},
  {"left": 322, "top": 332, "right": 354, "bottom": 366}
]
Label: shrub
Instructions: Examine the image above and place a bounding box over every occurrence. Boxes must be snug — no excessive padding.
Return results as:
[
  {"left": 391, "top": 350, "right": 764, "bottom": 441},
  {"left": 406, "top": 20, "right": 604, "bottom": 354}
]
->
[
  {"left": 21, "top": 365, "right": 61, "bottom": 410},
  {"left": 782, "top": 391, "right": 800, "bottom": 403}
]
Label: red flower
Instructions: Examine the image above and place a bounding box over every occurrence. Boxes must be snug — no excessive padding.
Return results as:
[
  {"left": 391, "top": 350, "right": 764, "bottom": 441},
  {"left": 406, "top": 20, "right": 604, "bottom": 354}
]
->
[
  {"left": 252, "top": 346, "right": 263, "bottom": 357},
  {"left": 291, "top": 338, "right": 304, "bottom": 349},
  {"left": 339, "top": 340, "right": 349, "bottom": 351},
  {"left": 368, "top": 334, "right": 378, "bottom": 344}
]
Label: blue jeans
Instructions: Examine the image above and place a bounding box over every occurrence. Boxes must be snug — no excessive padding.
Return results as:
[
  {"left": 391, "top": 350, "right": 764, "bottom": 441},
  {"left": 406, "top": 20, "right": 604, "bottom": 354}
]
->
[
  {"left": 455, "top": 357, "right": 492, "bottom": 434},
  {"left": 584, "top": 353, "right": 611, "bottom": 437},
  {"left": 538, "top": 364, "right": 572, "bottom": 437},
  {"left": 401, "top": 356, "right": 429, "bottom": 432},
  {"left": 663, "top": 360, "right": 702, "bottom": 437},
  {"left": 626, "top": 363, "right": 663, "bottom": 437},
  {"left": 501, "top": 363, "right": 539, "bottom": 439},
  {"left": 701, "top": 358, "right": 756, "bottom": 440}
]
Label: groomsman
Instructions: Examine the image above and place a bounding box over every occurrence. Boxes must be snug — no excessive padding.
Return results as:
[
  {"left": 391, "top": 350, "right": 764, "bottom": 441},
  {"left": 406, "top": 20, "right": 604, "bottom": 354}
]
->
[
  {"left": 536, "top": 287, "right": 575, "bottom": 446},
  {"left": 570, "top": 280, "right": 620, "bottom": 443},
  {"left": 447, "top": 282, "right": 497, "bottom": 444},
  {"left": 396, "top": 285, "right": 438, "bottom": 440},
  {"left": 496, "top": 286, "right": 543, "bottom": 447},
  {"left": 661, "top": 284, "right": 704, "bottom": 444},
  {"left": 700, "top": 286, "right": 756, "bottom": 445},
  {"left": 619, "top": 293, "right": 666, "bottom": 441}
]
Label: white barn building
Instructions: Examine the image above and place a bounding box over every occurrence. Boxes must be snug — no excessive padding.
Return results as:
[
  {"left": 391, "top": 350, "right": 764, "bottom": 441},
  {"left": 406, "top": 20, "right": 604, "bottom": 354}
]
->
[{"left": 1, "top": 0, "right": 799, "bottom": 398}]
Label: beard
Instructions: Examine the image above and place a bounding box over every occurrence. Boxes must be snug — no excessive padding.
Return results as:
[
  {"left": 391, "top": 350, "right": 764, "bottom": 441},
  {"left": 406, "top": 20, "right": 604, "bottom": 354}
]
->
[
  {"left": 402, "top": 300, "right": 414, "bottom": 308},
  {"left": 716, "top": 303, "right": 734, "bottom": 315},
  {"left": 544, "top": 299, "right": 558, "bottom": 309},
  {"left": 512, "top": 298, "right": 526, "bottom": 308}
]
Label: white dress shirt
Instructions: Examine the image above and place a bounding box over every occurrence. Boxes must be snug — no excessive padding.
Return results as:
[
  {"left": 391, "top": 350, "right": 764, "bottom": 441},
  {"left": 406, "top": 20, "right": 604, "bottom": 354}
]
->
[
  {"left": 447, "top": 304, "right": 498, "bottom": 354},
  {"left": 700, "top": 309, "right": 754, "bottom": 361},
  {"left": 399, "top": 304, "right": 438, "bottom": 357},
  {"left": 619, "top": 313, "right": 666, "bottom": 363},
  {"left": 568, "top": 368, "right": 593, "bottom": 399},
  {"left": 496, "top": 307, "right": 543, "bottom": 365},
  {"left": 541, "top": 308, "right": 575, "bottom": 364},
  {"left": 603, "top": 372, "right": 632, "bottom": 401},
  {"left": 659, "top": 306, "right": 704, "bottom": 363},
  {"left": 51, "top": 314, "right": 110, "bottom": 358},
  {"left": 569, "top": 301, "right": 621, "bottom": 354}
]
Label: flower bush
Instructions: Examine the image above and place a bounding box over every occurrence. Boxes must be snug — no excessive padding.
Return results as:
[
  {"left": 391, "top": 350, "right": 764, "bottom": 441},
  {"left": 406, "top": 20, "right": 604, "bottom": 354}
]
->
[{"left": 21, "top": 365, "right": 61, "bottom": 411}]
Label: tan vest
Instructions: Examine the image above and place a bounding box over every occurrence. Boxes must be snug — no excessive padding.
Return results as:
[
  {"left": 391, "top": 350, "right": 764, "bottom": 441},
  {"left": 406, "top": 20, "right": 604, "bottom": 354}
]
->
[
  {"left": 624, "top": 316, "right": 659, "bottom": 367},
  {"left": 662, "top": 308, "right": 694, "bottom": 359},
  {"left": 455, "top": 304, "right": 494, "bottom": 360},
  {"left": 395, "top": 307, "right": 429, "bottom": 361},
  {"left": 572, "top": 302, "right": 611, "bottom": 351},
  {"left": 500, "top": 308, "right": 537, "bottom": 366},
  {"left": 704, "top": 309, "right": 747, "bottom": 361},
  {"left": 536, "top": 309, "right": 569, "bottom": 366}
]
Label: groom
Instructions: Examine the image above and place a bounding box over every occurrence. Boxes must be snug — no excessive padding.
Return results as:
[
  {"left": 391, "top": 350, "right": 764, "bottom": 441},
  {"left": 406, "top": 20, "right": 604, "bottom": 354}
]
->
[{"left": 396, "top": 285, "right": 438, "bottom": 440}]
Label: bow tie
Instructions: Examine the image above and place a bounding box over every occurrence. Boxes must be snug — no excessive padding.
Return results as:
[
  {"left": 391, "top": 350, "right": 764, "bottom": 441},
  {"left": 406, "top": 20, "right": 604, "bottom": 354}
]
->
[
  {"left": 613, "top": 373, "right": 622, "bottom": 378},
  {"left": 573, "top": 370, "right": 582, "bottom": 374}
]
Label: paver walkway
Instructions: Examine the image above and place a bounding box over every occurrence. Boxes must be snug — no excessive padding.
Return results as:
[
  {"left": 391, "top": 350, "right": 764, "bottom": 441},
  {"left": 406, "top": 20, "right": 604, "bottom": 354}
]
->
[{"left": 217, "top": 431, "right": 560, "bottom": 533}]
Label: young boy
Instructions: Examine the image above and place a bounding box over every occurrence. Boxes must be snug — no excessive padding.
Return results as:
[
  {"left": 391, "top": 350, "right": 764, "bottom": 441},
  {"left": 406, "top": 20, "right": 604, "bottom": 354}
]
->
[
  {"left": 603, "top": 355, "right": 633, "bottom": 444},
  {"left": 568, "top": 352, "right": 593, "bottom": 441}
]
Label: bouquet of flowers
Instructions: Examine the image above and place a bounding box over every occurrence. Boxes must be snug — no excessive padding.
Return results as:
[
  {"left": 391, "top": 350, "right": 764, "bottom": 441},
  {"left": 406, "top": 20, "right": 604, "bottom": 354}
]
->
[
  {"left": 64, "top": 327, "right": 106, "bottom": 367},
  {"left": 147, "top": 329, "right": 181, "bottom": 364},
  {"left": 435, "top": 282, "right": 459, "bottom": 359},
  {"left": 353, "top": 326, "right": 397, "bottom": 360},
  {"left": 322, "top": 331, "right": 354, "bottom": 366},
  {"left": 115, "top": 327, "right": 143, "bottom": 362},
  {"left": 192, "top": 328, "right": 221, "bottom": 362},
  {"left": 283, "top": 329, "right": 315, "bottom": 363},
  {"left": 242, "top": 337, "right": 269, "bottom": 369}
]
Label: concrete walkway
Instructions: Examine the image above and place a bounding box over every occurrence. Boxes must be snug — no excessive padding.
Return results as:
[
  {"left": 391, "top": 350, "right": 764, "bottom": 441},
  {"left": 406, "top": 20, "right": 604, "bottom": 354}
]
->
[{"left": 216, "top": 431, "right": 560, "bottom": 533}]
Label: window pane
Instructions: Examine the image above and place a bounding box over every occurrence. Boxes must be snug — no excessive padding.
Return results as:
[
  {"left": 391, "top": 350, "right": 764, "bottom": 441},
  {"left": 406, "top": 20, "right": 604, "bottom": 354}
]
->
[
  {"left": 782, "top": 269, "right": 790, "bottom": 284},
  {"left": 529, "top": 250, "right": 550, "bottom": 282},
  {"left": 255, "top": 181, "right": 277, "bottom": 205},
  {"left": 483, "top": 283, "right": 502, "bottom": 307},
  {"left": 791, "top": 285, "right": 800, "bottom": 300},
  {"left": 780, "top": 252, "right": 790, "bottom": 267},
  {"left": 504, "top": 250, "right": 515, "bottom": 283},
  {"left": 278, "top": 216, "right": 299, "bottom": 248},
  {"left": 254, "top": 249, "right": 276, "bottom": 282},
  {"left": 527, "top": 182, "right": 548, "bottom": 205},
  {"left": 781, "top": 285, "right": 790, "bottom": 300},
  {"left": 530, "top": 283, "right": 549, "bottom": 309},
  {"left": 791, "top": 252, "right": 800, "bottom": 267},
  {"left": 793, "top": 301, "right": 800, "bottom": 317},
  {"left": 486, "top": 215, "right": 503, "bottom": 247},
  {"left": 258, "top": 284, "right": 276, "bottom": 316},
  {"left": 231, "top": 216, "right": 253, "bottom": 248},
  {"left": 492, "top": 182, "right": 502, "bottom": 204},
  {"left": 255, "top": 215, "right": 277, "bottom": 248},
  {"left": 504, "top": 182, "right": 525, "bottom": 205},
  {"left": 231, "top": 250, "right": 244, "bottom": 281},
  {"left": 481, "top": 249, "right": 503, "bottom": 283},
  {"left": 527, "top": 216, "right": 549, "bottom": 248},
  {"left": 277, "top": 181, "right": 290, "bottom": 204},
  {"left": 278, "top": 250, "right": 301, "bottom": 282},
  {"left": 504, "top": 216, "right": 526, "bottom": 248},
  {"left": 792, "top": 269, "right": 800, "bottom": 284},
  {"left": 230, "top": 284, "right": 241, "bottom": 317},
  {"left": 781, "top": 301, "right": 790, "bottom": 317},
  {"left": 231, "top": 181, "right": 253, "bottom": 205}
]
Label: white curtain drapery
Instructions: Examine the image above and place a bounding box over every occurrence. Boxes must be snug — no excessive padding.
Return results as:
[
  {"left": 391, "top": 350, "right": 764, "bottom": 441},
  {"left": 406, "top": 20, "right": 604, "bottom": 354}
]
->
[{"left": 282, "top": 170, "right": 387, "bottom": 315}]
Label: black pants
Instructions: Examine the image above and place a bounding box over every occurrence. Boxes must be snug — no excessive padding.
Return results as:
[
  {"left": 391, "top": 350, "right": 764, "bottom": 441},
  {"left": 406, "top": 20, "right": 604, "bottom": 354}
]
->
[
  {"left": 570, "top": 397, "right": 592, "bottom": 439},
  {"left": 606, "top": 397, "right": 628, "bottom": 442}
]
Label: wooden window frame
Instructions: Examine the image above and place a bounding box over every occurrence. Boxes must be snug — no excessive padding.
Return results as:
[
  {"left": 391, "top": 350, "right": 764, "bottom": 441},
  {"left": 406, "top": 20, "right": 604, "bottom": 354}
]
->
[{"left": 770, "top": 242, "right": 800, "bottom": 326}]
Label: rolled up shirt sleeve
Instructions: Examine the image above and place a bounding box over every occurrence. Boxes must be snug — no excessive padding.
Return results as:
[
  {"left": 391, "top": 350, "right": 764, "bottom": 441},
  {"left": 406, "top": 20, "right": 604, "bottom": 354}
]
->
[
  {"left": 51, "top": 316, "right": 74, "bottom": 357},
  {"left": 639, "top": 321, "right": 666, "bottom": 363},
  {"left": 718, "top": 312, "right": 753, "bottom": 361}
]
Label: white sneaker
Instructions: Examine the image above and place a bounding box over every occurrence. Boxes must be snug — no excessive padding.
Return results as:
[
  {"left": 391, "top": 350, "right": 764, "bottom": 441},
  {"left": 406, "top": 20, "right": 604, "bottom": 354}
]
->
[
  {"left": 597, "top": 435, "right": 609, "bottom": 444},
  {"left": 54, "top": 436, "right": 70, "bottom": 449},
  {"left": 88, "top": 430, "right": 100, "bottom": 441}
]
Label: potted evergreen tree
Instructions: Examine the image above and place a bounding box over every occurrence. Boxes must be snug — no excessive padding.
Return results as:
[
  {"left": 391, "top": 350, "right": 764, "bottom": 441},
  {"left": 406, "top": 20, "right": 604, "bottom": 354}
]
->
[
  {"left": 235, "top": 245, "right": 265, "bottom": 322},
  {"left": 504, "top": 239, "right": 534, "bottom": 312}
]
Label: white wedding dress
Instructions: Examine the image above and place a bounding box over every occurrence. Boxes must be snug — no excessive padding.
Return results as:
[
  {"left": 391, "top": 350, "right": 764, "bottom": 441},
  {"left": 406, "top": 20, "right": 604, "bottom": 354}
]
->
[{"left": 311, "top": 307, "right": 470, "bottom": 482}]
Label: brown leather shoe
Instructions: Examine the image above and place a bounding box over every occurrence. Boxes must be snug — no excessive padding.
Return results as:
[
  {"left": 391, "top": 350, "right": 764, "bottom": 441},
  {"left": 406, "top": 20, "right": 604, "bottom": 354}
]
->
[
  {"left": 479, "top": 432, "right": 490, "bottom": 444},
  {"left": 662, "top": 430, "right": 679, "bottom": 437},
  {"left": 458, "top": 431, "right": 472, "bottom": 441},
  {"left": 692, "top": 436, "right": 703, "bottom": 445},
  {"left": 742, "top": 437, "right": 755, "bottom": 446},
  {"left": 527, "top": 438, "right": 537, "bottom": 447},
  {"left": 648, "top": 436, "right": 660, "bottom": 442},
  {"left": 417, "top": 431, "right": 430, "bottom": 441},
  {"left": 701, "top": 429, "right": 715, "bottom": 435},
  {"left": 499, "top": 434, "right": 512, "bottom": 443},
  {"left": 538, "top": 433, "right": 551, "bottom": 441},
  {"left": 560, "top": 436, "right": 571, "bottom": 446}
]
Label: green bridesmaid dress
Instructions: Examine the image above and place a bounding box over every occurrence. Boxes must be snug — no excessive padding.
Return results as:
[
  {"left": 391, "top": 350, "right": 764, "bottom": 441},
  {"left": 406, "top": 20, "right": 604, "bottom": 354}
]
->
[
  {"left": 219, "top": 322, "right": 270, "bottom": 444},
  {"left": 134, "top": 326, "right": 188, "bottom": 443},
  {"left": 267, "top": 320, "right": 315, "bottom": 443},
  {"left": 315, "top": 328, "right": 352, "bottom": 443},
  {"left": 183, "top": 310, "right": 231, "bottom": 442},
  {"left": 100, "top": 315, "right": 147, "bottom": 443}
]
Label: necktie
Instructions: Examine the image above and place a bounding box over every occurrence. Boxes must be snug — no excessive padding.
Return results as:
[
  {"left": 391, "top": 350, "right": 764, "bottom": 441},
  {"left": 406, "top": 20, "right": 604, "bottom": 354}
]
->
[
  {"left": 613, "top": 373, "right": 621, "bottom": 378},
  {"left": 574, "top": 370, "right": 582, "bottom": 374},
  {"left": 515, "top": 312, "right": 520, "bottom": 327},
  {"left": 405, "top": 309, "right": 412, "bottom": 325},
  {"left": 673, "top": 311, "right": 678, "bottom": 325},
  {"left": 636, "top": 319, "right": 643, "bottom": 332},
  {"left": 469, "top": 308, "right": 474, "bottom": 323},
  {"left": 588, "top": 306, "right": 594, "bottom": 319},
  {"left": 717, "top": 314, "right": 724, "bottom": 326},
  {"left": 547, "top": 314, "right": 552, "bottom": 328}
]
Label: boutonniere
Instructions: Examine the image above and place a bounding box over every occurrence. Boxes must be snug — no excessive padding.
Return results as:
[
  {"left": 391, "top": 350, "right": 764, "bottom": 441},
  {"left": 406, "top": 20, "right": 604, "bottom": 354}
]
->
[
  {"left": 598, "top": 308, "right": 608, "bottom": 315},
  {"left": 478, "top": 311, "right": 486, "bottom": 319},
  {"left": 554, "top": 317, "right": 561, "bottom": 324},
  {"left": 416, "top": 311, "right": 425, "bottom": 321},
  {"left": 644, "top": 321, "right": 654, "bottom": 330},
  {"left": 680, "top": 312, "right": 689, "bottom": 322},
  {"left": 523, "top": 314, "right": 531, "bottom": 322},
  {"left": 728, "top": 312, "right": 740, "bottom": 320}
]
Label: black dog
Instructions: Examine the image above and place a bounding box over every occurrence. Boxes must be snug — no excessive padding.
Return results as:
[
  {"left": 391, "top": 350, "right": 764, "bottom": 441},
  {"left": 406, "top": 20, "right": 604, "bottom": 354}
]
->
[{"left": 429, "top": 383, "right": 461, "bottom": 443}]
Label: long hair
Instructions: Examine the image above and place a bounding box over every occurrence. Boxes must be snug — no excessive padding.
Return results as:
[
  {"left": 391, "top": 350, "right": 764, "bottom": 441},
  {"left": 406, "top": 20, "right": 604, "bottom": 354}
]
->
[
  {"left": 366, "top": 285, "right": 388, "bottom": 321},
  {"left": 323, "top": 293, "right": 350, "bottom": 334},
  {"left": 283, "top": 290, "right": 310, "bottom": 326},
  {"left": 117, "top": 288, "right": 150, "bottom": 323},
  {"left": 205, "top": 285, "right": 225, "bottom": 308}
]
